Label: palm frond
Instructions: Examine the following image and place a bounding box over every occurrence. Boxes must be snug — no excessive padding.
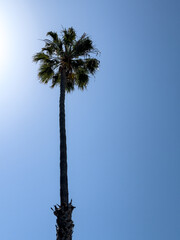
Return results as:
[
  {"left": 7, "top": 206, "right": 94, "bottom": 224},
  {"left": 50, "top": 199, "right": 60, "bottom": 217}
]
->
[
  {"left": 66, "top": 79, "right": 75, "bottom": 92},
  {"left": 42, "top": 46, "right": 53, "bottom": 55},
  {"left": 33, "top": 51, "right": 60, "bottom": 71},
  {"left": 75, "top": 69, "right": 89, "bottom": 90},
  {"left": 33, "top": 52, "right": 50, "bottom": 63},
  {"left": 38, "top": 63, "right": 54, "bottom": 84},
  {"left": 72, "top": 34, "right": 95, "bottom": 57},
  {"left": 43, "top": 38, "right": 63, "bottom": 55},
  {"left": 71, "top": 59, "right": 85, "bottom": 70},
  {"left": 47, "top": 31, "right": 58, "bottom": 42},
  {"left": 62, "top": 27, "right": 76, "bottom": 46},
  {"left": 85, "top": 58, "right": 100, "bottom": 74}
]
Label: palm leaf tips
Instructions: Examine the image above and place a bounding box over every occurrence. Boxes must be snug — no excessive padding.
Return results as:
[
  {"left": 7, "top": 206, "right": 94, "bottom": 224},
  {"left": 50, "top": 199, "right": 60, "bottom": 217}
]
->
[
  {"left": 85, "top": 58, "right": 100, "bottom": 74},
  {"left": 76, "top": 69, "right": 89, "bottom": 90},
  {"left": 33, "top": 52, "right": 49, "bottom": 62},
  {"left": 62, "top": 27, "right": 76, "bottom": 46},
  {"left": 46, "top": 31, "right": 58, "bottom": 42}
]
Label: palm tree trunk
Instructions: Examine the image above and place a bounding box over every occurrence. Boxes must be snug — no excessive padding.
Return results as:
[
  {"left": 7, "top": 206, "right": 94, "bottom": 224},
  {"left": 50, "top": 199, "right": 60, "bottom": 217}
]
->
[
  {"left": 60, "top": 68, "right": 69, "bottom": 205},
  {"left": 53, "top": 68, "right": 75, "bottom": 240}
]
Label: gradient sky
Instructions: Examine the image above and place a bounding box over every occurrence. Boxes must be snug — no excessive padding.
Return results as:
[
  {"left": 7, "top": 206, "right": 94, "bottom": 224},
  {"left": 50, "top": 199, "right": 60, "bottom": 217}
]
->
[{"left": 0, "top": 0, "right": 180, "bottom": 239}]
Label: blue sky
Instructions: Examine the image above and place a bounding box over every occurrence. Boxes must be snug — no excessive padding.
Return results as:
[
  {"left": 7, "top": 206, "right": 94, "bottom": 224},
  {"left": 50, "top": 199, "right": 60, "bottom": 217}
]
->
[{"left": 0, "top": 0, "right": 180, "bottom": 239}]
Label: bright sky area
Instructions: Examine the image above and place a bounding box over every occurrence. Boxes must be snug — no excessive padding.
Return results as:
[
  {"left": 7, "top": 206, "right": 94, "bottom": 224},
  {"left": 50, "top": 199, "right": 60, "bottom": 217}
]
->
[{"left": 0, "top": 0, "right": 180, "bottom": 239}]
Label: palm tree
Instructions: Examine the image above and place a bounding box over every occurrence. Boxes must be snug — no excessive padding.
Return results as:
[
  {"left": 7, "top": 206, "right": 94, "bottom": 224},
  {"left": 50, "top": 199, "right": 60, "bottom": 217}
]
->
[{"left": 33, "top": 27, "right": 100, "bottom": 240}]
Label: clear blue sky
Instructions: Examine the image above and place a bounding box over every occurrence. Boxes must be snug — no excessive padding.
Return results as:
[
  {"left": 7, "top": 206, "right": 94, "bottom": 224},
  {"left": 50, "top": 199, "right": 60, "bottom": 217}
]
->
[{"left": 0, "top": 0, "right": 180, "bottom": 239}]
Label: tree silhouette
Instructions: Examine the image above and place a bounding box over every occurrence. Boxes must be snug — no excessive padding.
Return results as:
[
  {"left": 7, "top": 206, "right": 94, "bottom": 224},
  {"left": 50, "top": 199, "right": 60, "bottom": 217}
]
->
[{"left": 33, "top": 27, "right": 100, "bottom": 240}]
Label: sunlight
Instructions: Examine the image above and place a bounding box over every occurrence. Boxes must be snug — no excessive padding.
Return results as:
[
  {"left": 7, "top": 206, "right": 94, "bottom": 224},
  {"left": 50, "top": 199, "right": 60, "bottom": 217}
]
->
[
  {"left": 0, "top": 16, "right": 11, "bottom": 69},
  {"left": 0, "top": 3, "right": 37, "bottom": 124}
]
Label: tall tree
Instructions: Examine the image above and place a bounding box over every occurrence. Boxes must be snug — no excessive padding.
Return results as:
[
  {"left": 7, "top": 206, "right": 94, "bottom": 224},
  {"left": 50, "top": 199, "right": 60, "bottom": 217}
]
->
[{"left": 33, "top": 27, "right": 100, "bottom": 240}]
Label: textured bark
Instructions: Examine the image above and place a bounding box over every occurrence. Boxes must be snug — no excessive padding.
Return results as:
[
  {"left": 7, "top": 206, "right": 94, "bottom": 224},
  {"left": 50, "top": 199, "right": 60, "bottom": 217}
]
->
[
  {"left": 53, "top": 202, "right": 75, "bottom": 240},
  {"left": 53, "top": 68, "right": 75, "bottom": 240}
]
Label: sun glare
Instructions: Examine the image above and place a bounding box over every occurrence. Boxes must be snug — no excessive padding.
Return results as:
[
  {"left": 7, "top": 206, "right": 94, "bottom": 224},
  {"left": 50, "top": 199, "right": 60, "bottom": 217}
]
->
[{"left": 0, "top": 19, "right": 10, "bottom": 69}]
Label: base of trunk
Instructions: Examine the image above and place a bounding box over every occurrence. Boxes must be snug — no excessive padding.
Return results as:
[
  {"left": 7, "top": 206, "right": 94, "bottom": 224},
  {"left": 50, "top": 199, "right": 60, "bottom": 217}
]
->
[{"left": 52, "top": 201, "right": 75, "bottom": 240}]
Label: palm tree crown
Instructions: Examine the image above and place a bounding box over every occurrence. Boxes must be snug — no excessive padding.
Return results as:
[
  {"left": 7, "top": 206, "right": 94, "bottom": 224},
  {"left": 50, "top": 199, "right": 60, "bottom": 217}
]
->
[{"left": 33, "top": 27, "right": 100, "bottom": 91}]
